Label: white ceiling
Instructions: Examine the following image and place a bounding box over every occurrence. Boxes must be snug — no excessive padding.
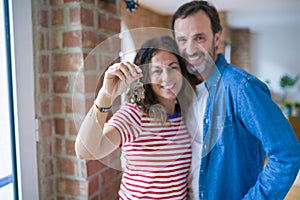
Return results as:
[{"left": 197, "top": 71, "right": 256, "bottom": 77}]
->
[{"left": 138, "top": 0, "right": 300, "bottom": 31}]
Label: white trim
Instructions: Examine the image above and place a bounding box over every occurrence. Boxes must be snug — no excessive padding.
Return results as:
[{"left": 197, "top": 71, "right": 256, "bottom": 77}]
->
[{"left": 10, "top": 0, "right": 39, "bottom": 199}]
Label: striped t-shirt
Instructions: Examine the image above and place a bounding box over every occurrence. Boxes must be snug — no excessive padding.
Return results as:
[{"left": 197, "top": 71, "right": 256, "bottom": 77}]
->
[{"left": 106, "top": 103, "right": 192, "bottom": 200}]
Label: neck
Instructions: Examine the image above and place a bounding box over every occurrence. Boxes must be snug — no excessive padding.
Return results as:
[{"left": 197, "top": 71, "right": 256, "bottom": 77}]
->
[
  {"left": 159, "top": 99, "right": 177, "bottom": 114},
  {"left": 197, "top": 55, "right": 218, "bottom": 83}
]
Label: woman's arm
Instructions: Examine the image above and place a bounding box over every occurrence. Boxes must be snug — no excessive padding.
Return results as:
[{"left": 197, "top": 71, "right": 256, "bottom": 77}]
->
[
  {"left": 75, "top": 90, "right": 121, "bottom": 160},
  {"left": 75, "top": 62, "right": 142, "bottom": 160}
]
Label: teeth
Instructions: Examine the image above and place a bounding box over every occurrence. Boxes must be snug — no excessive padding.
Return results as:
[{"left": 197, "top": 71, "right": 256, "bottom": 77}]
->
[
  {"left": 188, "top": 55, "right": 200, "bottom": 61},
  {"left": 162, "top": 84, "right": 174, "bottom": 89}
]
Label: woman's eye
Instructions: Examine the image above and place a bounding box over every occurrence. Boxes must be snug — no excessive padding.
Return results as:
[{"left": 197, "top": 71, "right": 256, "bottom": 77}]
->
[
  {"left": 152, "top": 69, "right": 162, "bottom": 74},
  {"left": 169, "top": 65, "right": 180, "bottom": 71}
]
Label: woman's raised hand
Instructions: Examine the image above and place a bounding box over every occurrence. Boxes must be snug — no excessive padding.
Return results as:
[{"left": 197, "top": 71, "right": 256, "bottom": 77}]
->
[{"left": 101, "top": 62, "right": 143, "bottom": 100}]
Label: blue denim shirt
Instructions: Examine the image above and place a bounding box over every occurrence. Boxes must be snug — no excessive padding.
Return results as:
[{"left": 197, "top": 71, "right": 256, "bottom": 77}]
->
[{"left": 198, "top": 54, "right": 300, "bottom": 200}]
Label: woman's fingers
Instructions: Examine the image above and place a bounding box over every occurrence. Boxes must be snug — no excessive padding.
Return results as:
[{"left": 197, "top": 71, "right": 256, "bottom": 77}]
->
[
  {"left": 108, "top": 62, "right": 142, "bottom": 82},
  {"left": 125, "top": 62, "right": 143, "bottom": 77}
]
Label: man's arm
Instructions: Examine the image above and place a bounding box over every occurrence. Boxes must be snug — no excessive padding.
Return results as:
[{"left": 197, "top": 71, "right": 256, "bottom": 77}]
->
[{"left": 238, "top": 78, "right": 300, "bottom": 199}]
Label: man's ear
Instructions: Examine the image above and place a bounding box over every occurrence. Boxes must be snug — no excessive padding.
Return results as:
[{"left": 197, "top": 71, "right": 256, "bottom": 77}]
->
[{"left": 214, "top": 31, "right": 222, "bottom": 49}]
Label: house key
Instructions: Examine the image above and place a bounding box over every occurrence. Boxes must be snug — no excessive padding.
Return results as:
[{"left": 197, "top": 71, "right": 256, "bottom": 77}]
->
[{"left": 133, "top": 79, "right": 145, "bottom": 102}]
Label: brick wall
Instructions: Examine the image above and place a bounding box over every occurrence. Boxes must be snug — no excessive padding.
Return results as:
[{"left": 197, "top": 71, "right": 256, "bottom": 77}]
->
[
  {"left": 230, "top": 28, "right": 251, "bottom": 71},
  {"left": 34, "top": 0, "right": 122, "bottom": 199},
  {"left": 217, "top": 11, "right": 230, "bottom": 54},
  {"left": 216, "top": 11, "right": 252, "bottom": 71}
]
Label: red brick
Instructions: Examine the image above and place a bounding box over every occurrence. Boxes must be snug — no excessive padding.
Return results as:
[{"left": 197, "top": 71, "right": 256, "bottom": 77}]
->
[
  {"left": 52, "top": 31, "right": 60, "bottom": 50},
  {"left": 39, "top": 55, "right": 49, "bottom": 73},
  {"left": 57, "top": 177, "right": 88, "bottom": 197},
  {"left": 63, "top": 30, "right": 82, "bottom": 48},
  {"left": 39, "top": 32, "right": 45, "bottom": 50},
  {"left": 41, "top": 98, "right": 50, "bottom": 116},
  {"left": 50, "top": 0, "right": 64, "bottom": 6},
  {"left": 87, "top": 160, "right": 104, "bottom": 176},
  {"left": 83, "top": 53, "right": 97, "bottom": 71},
  {"left": 69, "top": 119, "right": 78, "bottom": 136},
  {"left": 52, "top": 9, "right": 64, "bottom": 26},
  {"left": 88, "top": 176, "right": 99, "bottom": 196},
  {"left": 40, "top": 119, "right": 53, "bottom": 137},
  {"left": 65, "top": 98, "right": 73, "bottom": 113},
  {"left": 98, "top": 13, "right": 120, "bottom": 33},
  {"left": 101, "top": 168, "right": 121, "bottom": 185},
  {"left": 101, "top": 179, "right": 120, "bottom": 200},
  {"left": 53, "top": 53, "right": 83, "bottom": 72},
  {"left": 55, "top": 118, "right": 65, "bottom": 135},
  {"left": 70, "top": 7, "right": 81, "bottom": 25},
  {"left": 57, "top": 157, "right": 77, "bottom": 175},
  {"left": 66, "top": 139, "right": 76, "bottom": 156},
  {"left": 95, "top": 33, "right": 107, "bottom": 45},
  {"left": 91, "top": 195, "right": 99, "bottom": 200},
  {"left": 53, "top": 76, "right": 70, "bottom": 93},
  {"left": 85, "top": 74, "right": 98, "bottom": 93},
  {"left": 98, "top": 1, "right": 117, "bottom": 14},
  {"left": 53, "top": 96, "right": 63, "bottom": 114},
  {"left": 39, "top": 77, "right": 49, "bottom": 93},
  {"left": 82, "top": 31, "right": 97, "bottom": 48},
  {"left": 81, "top": 7, "right": 94, "bottom": 27},
  {"left": 38, "top": 10, "right": 49, "bottom": 27},
  {"left": 56, "top": 138, "right": 63, "bottom": 154}
]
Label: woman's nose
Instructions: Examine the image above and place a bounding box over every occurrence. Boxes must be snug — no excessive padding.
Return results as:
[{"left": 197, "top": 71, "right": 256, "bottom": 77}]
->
[{"left": 161, "top": 69, "right": 169, "bottom": 81}]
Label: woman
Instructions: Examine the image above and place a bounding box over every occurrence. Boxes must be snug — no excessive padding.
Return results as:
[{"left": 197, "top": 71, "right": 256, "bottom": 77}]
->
[{"left": 75, "top": 36, "right": 196, "bottom": 199}]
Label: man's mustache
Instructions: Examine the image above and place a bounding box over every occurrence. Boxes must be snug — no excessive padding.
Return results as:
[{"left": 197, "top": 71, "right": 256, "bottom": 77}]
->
[{"left": 183, "top": 51, "right": 206, "bottom": 60}]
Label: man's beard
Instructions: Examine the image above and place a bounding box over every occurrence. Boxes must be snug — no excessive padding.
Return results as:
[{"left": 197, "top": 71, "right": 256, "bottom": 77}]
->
[{"left": 184, "top": 42, "right": 216, "bottom": 76}]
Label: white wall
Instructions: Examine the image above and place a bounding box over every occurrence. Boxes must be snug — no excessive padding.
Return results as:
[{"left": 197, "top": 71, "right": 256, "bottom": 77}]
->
[
  {"left": 250, "top": 24, "right": 300, "bottom": 103},
  {"left": 227, "top": 10, "right": 300, "bottom": 103}
]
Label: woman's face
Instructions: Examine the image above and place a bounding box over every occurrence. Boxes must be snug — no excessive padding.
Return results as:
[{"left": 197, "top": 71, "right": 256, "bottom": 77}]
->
[{"left": 149, "top": 50, "right": 183, "bottom": 103}]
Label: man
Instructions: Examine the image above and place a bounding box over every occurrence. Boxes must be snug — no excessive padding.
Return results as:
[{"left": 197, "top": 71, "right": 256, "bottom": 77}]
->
[{"left": 171, "top": 1, "right": 300, "bottom": 199}]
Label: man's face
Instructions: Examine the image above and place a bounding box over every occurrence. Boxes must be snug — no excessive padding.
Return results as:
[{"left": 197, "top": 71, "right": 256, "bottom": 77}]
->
[{"left": 174, "top": 10, "right": 221, "bottom": 78}]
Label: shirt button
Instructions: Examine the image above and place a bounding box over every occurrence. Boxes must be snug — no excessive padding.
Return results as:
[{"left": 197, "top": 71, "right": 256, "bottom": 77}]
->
[
  {"left": 205, "top": 119, "right": 209, "bottom": 124},
  {"left": 200, "top": 192, "right": 204, "bottom": 198}
]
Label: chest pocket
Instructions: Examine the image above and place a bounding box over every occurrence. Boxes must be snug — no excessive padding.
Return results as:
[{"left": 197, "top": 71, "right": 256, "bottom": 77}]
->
[
  {"left": 203, "top": 115, "right": 233, "bottom": 154},
  {"left": 214, "top": 115, "right": 233, "bottom": 147}
]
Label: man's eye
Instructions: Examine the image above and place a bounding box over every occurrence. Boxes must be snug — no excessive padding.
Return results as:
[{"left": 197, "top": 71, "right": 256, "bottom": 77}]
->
[
  {"left": 195, "top": 35, "right": 205, "bottom": 42},
  {"left": 177, "top": 38, "right": 186, "bottom": 43}
]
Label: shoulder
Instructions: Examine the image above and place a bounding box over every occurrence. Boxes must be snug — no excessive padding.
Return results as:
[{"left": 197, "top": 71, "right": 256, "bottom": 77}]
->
[
  {"left": 222, "top": 64, "right": 268, "bottom": 91},
  {"left": 112, "top": 103, "right": 142, "bottom": 122},
  {"left": 119, "top": 103, "right": 141, "bottom": 113}
]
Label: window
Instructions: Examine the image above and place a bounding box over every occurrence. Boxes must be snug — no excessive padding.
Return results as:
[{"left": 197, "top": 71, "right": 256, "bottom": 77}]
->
[{"left": 0, "top": 0, "right": 38, "bottom": 199}]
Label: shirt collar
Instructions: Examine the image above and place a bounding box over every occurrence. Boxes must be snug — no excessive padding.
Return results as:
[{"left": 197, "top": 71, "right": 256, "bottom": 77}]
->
[{"left": 205, "top": 53, "right": 227, "bottom": 89}]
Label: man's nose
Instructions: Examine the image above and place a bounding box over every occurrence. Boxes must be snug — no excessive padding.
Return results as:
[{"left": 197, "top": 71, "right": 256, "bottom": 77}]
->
[{"left": 185, "top": 39, "right": 198, "bottom": 55}]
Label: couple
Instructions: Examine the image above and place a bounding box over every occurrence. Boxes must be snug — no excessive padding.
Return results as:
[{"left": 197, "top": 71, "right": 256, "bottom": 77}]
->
[{"left": 75, "top": 1, "right": 300, "bottom": 199}]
